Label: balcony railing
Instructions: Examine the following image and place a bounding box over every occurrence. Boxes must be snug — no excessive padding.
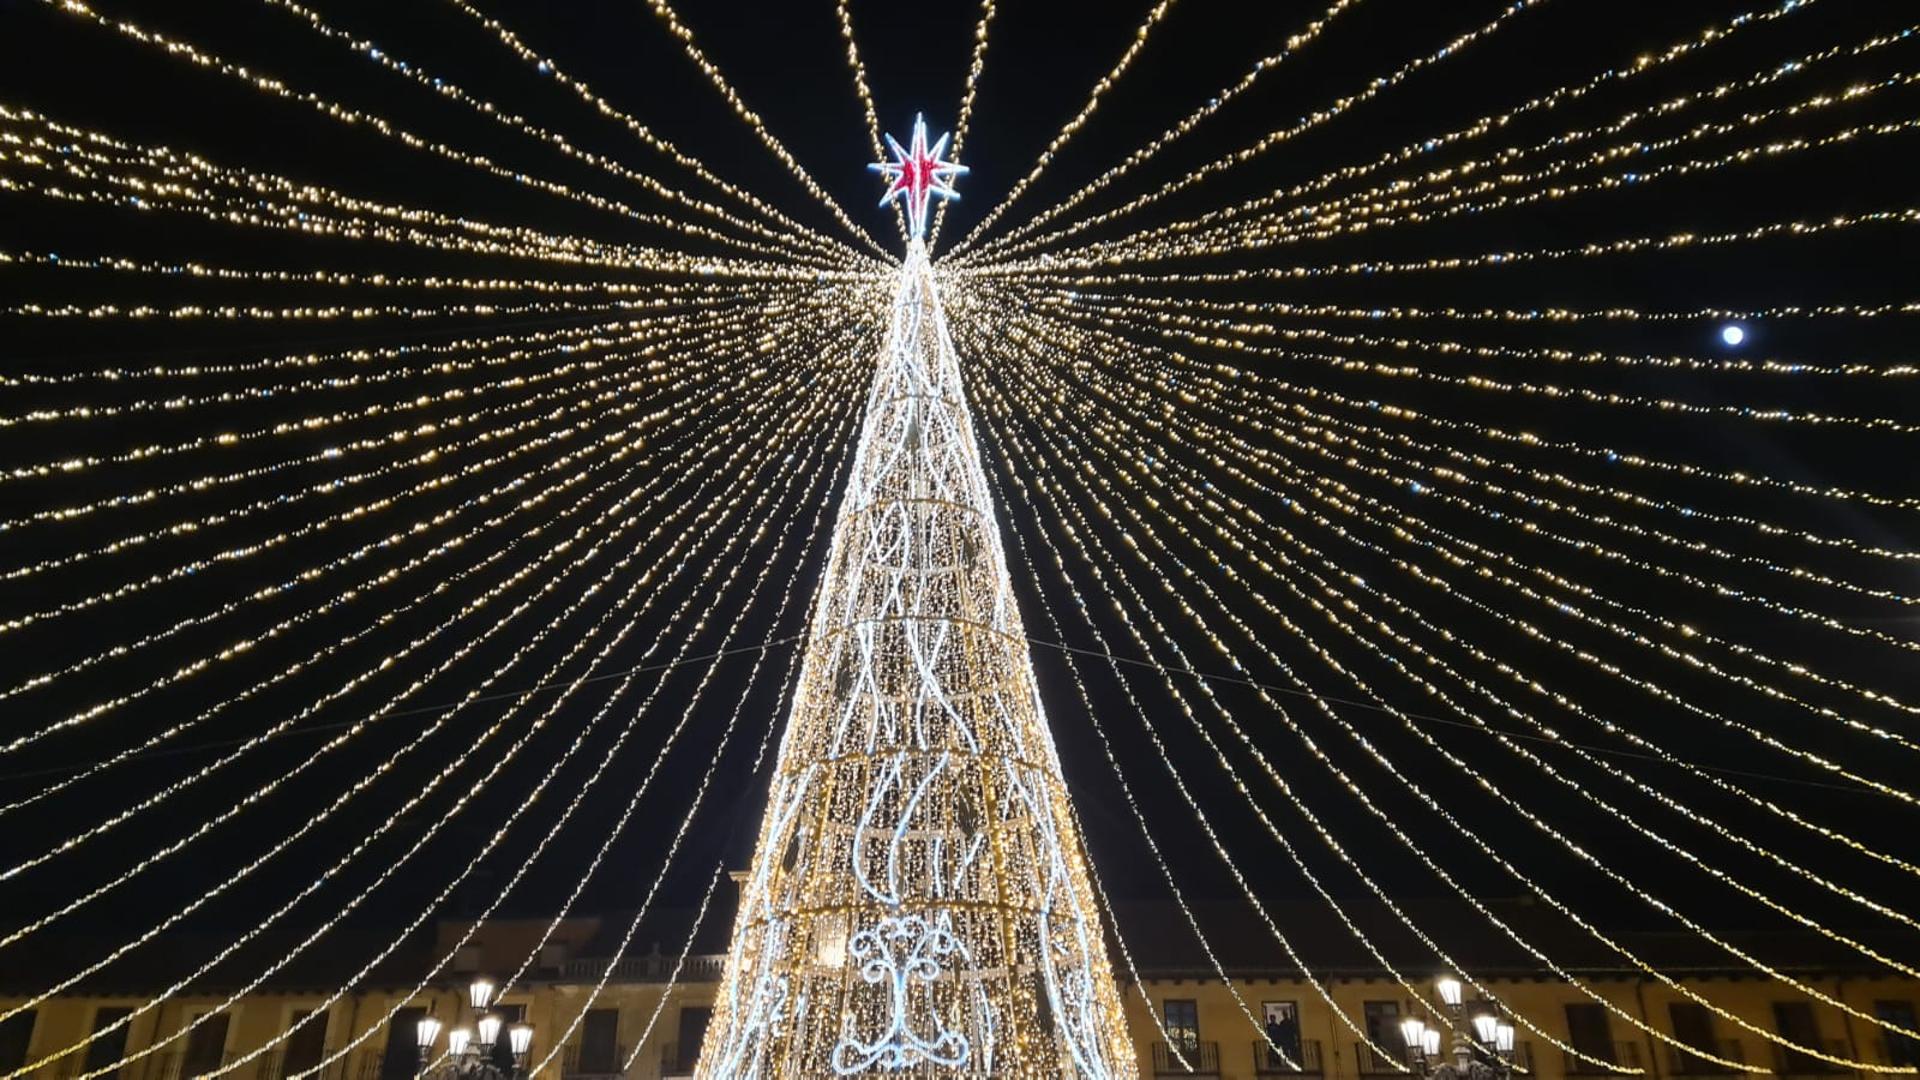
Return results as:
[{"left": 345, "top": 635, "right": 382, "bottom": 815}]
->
[
  {"left": 142, "top": 1054, "right": 232, "bottom": 1080},
  {"left": 658, "top": 1043, "right": 698, "bottom": 1079},
  {"left": 561, "top": 1044, "right": 629, "bottom": 1080},
  {"left": 248, "top": 1051, "right": 350, "bottom": 1080},
  {"left": 1254, "top": 1038, "right": 1324, "bottom": 1075},
  {"left": 1771, "top": 1041, "right": 1856, "bottom": 1078},
  {"left": 1668, "top": 1040, "right": 1748, "bottom": 1075},
  {"left": 1152, "top": 1040, "right": 1221, "bottom": 1076},
  {"left": 1566, "top": 1042, "right": 1646, "bottom": 1075},
  {"left": 1355, "top": 1042, "right": 1410, "bottom": 1076},
  {"left": 1873, "top": 1038, "right": 1920, "bottom": 1069},
  {"left": 560, "top": 955, "right": 727, "bottom": 984}
]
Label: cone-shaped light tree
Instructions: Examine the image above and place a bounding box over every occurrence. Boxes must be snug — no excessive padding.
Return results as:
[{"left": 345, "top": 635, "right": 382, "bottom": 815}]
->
[{"left": 696, "top": 119, "right": 1137, "bottom": 1080}]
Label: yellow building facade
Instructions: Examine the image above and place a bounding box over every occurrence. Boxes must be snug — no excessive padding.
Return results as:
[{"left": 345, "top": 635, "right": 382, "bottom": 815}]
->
[{"left": 3, "top": 911, "right": 1914, "bottom": 1080}]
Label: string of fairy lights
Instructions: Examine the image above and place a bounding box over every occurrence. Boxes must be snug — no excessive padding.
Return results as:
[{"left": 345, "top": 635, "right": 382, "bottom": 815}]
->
[{"left": 2, "top": 1, "right": 1917, "bottom": 1079}]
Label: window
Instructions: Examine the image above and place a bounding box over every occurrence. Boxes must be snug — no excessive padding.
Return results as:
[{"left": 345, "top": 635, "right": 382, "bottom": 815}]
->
[
  {"left": 1565, "top": 1004, "right": 1617, "bottom": 1070},
  {"left": 1262, "top": 1002, "right": 1301, "bottom": 1069},
  {"left": 1362, "top": 1001, "right": 1401, "bottom": 1069},
  {"left": 1164, "top": 1000, "right": 1200, "bottom": 1054},
  {"left": 489, "top": 1004, "right": 528, "bottom": 1072},
  {"left": 1668, "top": 1003, "right": 1717, "bottom": 1073},
  {"left": 0, "top": 1011, "right": 35, "bottom": 1074},
  {"left": 1877, "top": 1002, "right": 1917, "bottom": 1068},
  {"left": 1772, "top": 1002, "right": 1825, "bottom": 1074},
  {"left": 380, "top": 1008, "right": 426, "bottom": 1080},
  {"left": 284, "top": 1010, "right": 329, "bottom": 1079},
  {"left": 577, "top": 1009, "right": 619, "bottom": 1074},
  {"left": 85, "top": 1007, "right": 133, "bottom": 1080},
  {"left": 672, "top": 1008, "right": 711, "bottom": 1072},
  {"left": 182, "top": 1012, "right": 230, "bottom": 1078}
]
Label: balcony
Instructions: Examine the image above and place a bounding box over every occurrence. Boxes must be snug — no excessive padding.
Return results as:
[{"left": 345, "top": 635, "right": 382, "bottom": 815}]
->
[
  {"left": 1565, "top": 1042, "right": 1645, "bottom": 1075},
  {"left": 560, "top": 955, "right": 726, "bottom": 984},
  {"left": 1770, "top": 1041, "right": 1856, "bottom": 1078},
  {"left": 658, "top": 1043, "right": 698, "bottom": 1080},
  {"left": 561, "top": 1044, "right": 629, "bottom": 1080},
  {"left": 1354, "top": 1042, "right": 1409, "bottom": 1076},
  {"left": 249, "top": 1051, "right": 348, "bottom": 1080},
  {"left": 1254, "top": 1038, "right": 1324, "bottom": 1076},
  {"left": 142, "top": 1053, "right": 232, "bottom": 1080},
  {"left": 1668, "top": 1040, "right": 1748, "bottom": 1075},
  {"left": 1152, "top": 1041, "right": 1221, "bottom": 1076}
]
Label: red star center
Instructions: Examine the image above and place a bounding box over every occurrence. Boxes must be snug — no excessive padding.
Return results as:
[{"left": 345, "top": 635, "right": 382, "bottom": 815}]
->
[{"left": 870, "top": 113, "right": 967, "bottom": 243}]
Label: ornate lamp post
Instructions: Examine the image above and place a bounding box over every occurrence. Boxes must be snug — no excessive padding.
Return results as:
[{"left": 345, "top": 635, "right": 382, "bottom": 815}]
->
[
  {"left": 414, "top": 979, "right": 534, "bottom": 1080},
  {"left": 1400, "top": 975, "right": 1518, "bottom": 1080}
]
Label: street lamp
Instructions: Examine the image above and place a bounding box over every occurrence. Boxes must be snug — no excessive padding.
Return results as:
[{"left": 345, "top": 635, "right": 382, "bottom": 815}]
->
[
  {"left": 415, "top": 979, "right": 533, "bottom": 1080},
  {"left": 1399, "top": 974, "right": 1519, "bottom": 1080}
]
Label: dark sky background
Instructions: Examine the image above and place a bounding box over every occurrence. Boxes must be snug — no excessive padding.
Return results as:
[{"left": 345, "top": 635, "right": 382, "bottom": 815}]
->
[{"left": 0, "top": 0, "right": 1917, "bottom": 983}]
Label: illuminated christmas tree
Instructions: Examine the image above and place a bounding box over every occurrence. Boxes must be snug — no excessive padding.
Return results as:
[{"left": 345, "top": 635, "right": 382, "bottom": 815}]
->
[{"left": 696, "top": 117, "right": 1138, "bottom": 1079}]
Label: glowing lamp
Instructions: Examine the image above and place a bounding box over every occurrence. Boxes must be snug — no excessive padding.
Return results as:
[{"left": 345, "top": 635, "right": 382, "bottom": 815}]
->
[
  {"left": 1436, "top": 975, "right": 1463, "bottom": 1007},
  {"left": 414, "top": 1016, "right": 442, "bottom": 1052},
  {"left": 1496, "top": 1023, "right": 1517, "bottom": 1054},
  {"left": 1719, "top": 324, "right": 1746, "bottom": 347},
  {"left": 476, "top": 1015, "right": 502, "bottom": 1050},
  {"left": 1421, "top": 1030, "right": 1442, "bottom": 1058},
  {"left": 447, "top": 1029, "right": 472, "bottom": 1057},
  {"left": 508, "top": 1025, "right": 534, "bottom": 1058},
  {"left": 1473, "top": 1014, "right": 1500, "bottom": 1044},
  {"left": 468, "top": 978, "right": 495, "bottom": 1011},
  {"left": 1401, "top": 1017, "right": 1428, "bottom": 1048}
]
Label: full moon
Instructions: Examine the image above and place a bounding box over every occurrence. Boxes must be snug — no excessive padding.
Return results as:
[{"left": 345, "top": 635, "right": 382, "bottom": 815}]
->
[{"left": 1720, "top": 323, "right": 1747, "bottom": 346}]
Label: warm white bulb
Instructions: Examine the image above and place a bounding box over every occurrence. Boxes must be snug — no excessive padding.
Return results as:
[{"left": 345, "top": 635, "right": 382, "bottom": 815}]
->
[
  {"left": 509, "top": 1024, "right": 534, "bottom": 1056},
  {"left": 469, "top": 978, "right": 495, "bottom": 1010},
  {"left": 1422, "top": 1030, "right": 1442, "bottom": 1058},
  {"left": 1436, "top": 975, "right": 1463, "bottom": 1007},
  {"left": 447, "top": 1029, "right": 472, "bottom": 1057},
  {"left": 1473, "top": 1015, "right": 1500, "bottom": 1044},
  {"left": 477, "top": 1016, "right": 502, "bottom": 1048},
  {"left": 414, "top": 1017, "right": 442, "bottom": 1051},
  {"left": 1401, "top": 1017, "right": 1427, "bottom": 1048}
]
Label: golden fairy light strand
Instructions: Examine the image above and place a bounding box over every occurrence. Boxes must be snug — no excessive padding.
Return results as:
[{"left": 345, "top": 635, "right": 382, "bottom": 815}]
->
[
  {"left": 959, "top": 324, "right": 1434, "bottom": 1070},
  {"left": 1002, "top": 301, "right": 1920, "bottom": 877},
  {"left": 835, "top": 0, "right": 908, "bottom": 241},
  {"left": 1087, "top": 13, "right": 1911, "bottom": 262},
  {"left": 1053, "top": 292, "right": 1920, "bottom": 562},
  {"left": 984, "top": 452, "right": 1292, "bottom": 1067},
  {"left": 1019, "top": 299, "right": 1920, "bottom": 776},
  {"left": 254, "top": 0, "right": 853, "bottom": 265},
  {"left": 306, "top": 377, "right": 858, "bottom": 1080},
  {"left": 1030, "top": 298, "right": 1920, "bottom": 611},
  {"left": 0, "top": 316, "right": 755, "bottom": 651},
  {"left": 961, "top": 0, "right": 1363, "bottom": 256},
  {"left": 944, "top": 0, "right": 1179, "bottom": 256},
  {"left": 1132, "top": 100, "right": 1920, "bottom": 264},
  {"left": 28, "top": 2, "right": 857, "bottom": 269},
  {"left": 621, "top": 864, "right": 730, "bottom": 1072},
  {"left": 972, "top": 206, "right": 1920, "bottom": 286},
  {"left": 0, "top": 329, "right": 835, "bottom": 906},
  {"left": 977, "top": 329, "right": 1833, "bottom": 1073},
  {"left": 0, "top": 306, "right": 779, "bottom": 760},
  {"left": 1043, "top": 289, "right": 1916, "bottom": 378},
  {"left": 966, "top": 0, "right": 1823, "bottom": 264},
  {"left": 961, "top": 318, "right": 1627, "bottom": 1073},
  {"left": 926, "top": 0, "right": 996, "bottom": 249},
  {"left": 641, "top": 0, "right": 892, "bottom": 258},
  {"left": 436, "top": 0, "right": 865, "bottom": 263},
  {"left": 1010, "top": 321, "right": 1920, "bottom": 984},
  {"left": 1, "top": 323, "right": 861, "bottom": 1066},
  {"left": 35, "top": 379, "right": 853, "bottom": 1080},
  {"left": 0, "top": 113, "right": 817, "bottom": 278}
]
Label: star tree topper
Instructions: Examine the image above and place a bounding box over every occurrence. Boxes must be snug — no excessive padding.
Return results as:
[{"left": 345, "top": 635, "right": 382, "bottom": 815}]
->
[{"left": 869, "top": 113, "right": 967, "bottom": 242}]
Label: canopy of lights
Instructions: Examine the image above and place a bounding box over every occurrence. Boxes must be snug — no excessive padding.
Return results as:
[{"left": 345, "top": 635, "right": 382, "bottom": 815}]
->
[{"left": 0, "top": 1, "right": 1915, "bottom": 1078}]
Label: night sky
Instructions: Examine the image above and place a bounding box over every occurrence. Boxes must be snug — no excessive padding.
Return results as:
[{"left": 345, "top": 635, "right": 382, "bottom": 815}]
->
[{"left": 0, "top": 0, "right": 1916, "bottom": 981}]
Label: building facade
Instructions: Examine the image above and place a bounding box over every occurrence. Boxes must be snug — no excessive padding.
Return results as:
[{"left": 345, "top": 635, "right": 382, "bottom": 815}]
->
[{"left": 3, "top": 910, "right": 1914, "bottom": 1080}]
